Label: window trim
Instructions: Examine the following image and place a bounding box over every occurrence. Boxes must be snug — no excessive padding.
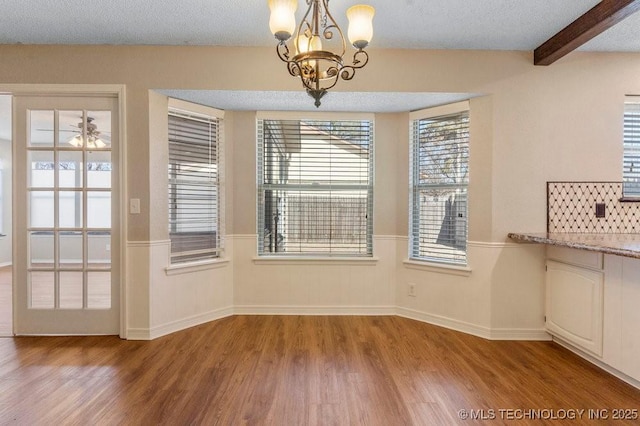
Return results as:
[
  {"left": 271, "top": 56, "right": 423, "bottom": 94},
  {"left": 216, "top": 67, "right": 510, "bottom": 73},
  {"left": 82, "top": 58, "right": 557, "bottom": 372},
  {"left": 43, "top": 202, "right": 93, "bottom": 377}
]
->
[
  {"left": 256, "top": 111, "right": 374, "bottom": 121},
  {"left": 408, "top": 100, "right": 470, "bottom": 266},
  {"left": 165, "top": 257, "right": 230, "bottom": 276},
  {"left": 167, "top": 98, "right": 225, "bottom": 266},
  {"left": 252, "top": 256, "right": 379, "bottom": 265},
  {"left": 256, "top": 111, "right": 375, "bottom": 258},
  {"left": 622, "top": 95, "right": 640, "bottom": 199},
  {"left": 402, "top": 259, "right": 472, "bottom": 276}
]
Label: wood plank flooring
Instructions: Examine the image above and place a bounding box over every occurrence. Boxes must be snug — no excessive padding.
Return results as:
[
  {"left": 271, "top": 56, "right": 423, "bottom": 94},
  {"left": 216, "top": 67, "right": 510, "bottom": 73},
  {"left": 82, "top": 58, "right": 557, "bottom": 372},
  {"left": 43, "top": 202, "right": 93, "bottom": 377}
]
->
[{"left": 0, "top": 315, "right": 639, "bottom": 425}]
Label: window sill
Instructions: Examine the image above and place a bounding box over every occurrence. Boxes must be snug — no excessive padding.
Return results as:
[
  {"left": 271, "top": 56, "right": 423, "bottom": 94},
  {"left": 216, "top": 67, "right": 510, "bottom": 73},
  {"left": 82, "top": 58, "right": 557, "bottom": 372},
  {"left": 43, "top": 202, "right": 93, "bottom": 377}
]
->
[
  {"left": 252, "top": 256, "right": 379, "bottom": 266},
  {"left": 165, "top": 258, "right": 230, "bottom": 276},
  {"left": 402, "top": 259, "right": 472, "bottom": 276},
  {"left": 619, "top": 197, "right": 640, "bottom": 203}
]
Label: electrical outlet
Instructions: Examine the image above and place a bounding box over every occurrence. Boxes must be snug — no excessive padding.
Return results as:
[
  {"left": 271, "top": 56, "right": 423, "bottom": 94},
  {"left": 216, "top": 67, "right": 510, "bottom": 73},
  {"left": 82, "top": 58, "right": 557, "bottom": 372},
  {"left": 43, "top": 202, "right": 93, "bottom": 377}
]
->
[{"left": 408, "top": 283, "right": 416, "bottom": 297}]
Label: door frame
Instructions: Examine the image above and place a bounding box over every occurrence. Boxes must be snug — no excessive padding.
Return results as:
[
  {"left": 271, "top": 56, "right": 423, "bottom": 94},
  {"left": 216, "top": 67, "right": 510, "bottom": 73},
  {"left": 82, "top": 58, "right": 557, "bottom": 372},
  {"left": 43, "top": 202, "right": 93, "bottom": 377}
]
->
[{"left": 2, "top": 84, "right": 127, "bottom": 338}]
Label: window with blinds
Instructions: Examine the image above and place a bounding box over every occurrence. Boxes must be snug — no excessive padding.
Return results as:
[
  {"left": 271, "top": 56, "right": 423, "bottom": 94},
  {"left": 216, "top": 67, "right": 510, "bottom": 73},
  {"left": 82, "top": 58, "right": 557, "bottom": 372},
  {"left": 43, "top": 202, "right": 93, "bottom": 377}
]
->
[
  {"left": 623, "top": 97, "right": 640, "bottom": 197},
  {"left": 410, "top": 104, "right": 469, "bottom": 265},
  {"left": 257, "top": 118, "right": 373, "bottom": 256},
  {"left": 168, "top": 106, "right": 223, "bottom": 264}
]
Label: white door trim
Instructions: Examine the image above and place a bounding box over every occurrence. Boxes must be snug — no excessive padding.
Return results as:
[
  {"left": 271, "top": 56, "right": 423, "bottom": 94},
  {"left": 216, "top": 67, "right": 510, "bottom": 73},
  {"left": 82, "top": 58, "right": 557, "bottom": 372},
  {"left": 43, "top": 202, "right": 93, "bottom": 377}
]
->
[{"left": 3, "top": 84, "right": 127, "bottom": 338}]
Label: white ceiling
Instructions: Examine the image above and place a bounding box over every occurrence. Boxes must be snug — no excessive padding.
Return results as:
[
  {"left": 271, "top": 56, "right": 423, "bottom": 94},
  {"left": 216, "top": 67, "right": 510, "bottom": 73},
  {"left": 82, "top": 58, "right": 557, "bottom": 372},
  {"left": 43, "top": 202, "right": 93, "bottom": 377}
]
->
[
  {"left": 2, "top": 0, "right": 636, "bottom": 51},
  {"left": 157, "top": 90, "right": 480, "bottom": 113},
  {"left": 0, "top": 1, "right": 639, "bottom": 116}
]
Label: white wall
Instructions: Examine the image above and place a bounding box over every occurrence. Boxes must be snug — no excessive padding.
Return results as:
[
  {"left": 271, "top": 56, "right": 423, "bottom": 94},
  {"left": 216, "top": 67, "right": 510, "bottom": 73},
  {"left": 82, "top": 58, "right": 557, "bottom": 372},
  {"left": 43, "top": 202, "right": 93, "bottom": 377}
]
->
[
  {"left": 1, "top": 46, "right": 640, "bottom": 340},
  {"left": 148, "top": 240, "right": 234, "bottom": 339},
  {"left": 123, "top": 91, "right": 235, "bottom": 340},
  {"left": 233, "top": 235, "right": 395, "bottom": 314}
]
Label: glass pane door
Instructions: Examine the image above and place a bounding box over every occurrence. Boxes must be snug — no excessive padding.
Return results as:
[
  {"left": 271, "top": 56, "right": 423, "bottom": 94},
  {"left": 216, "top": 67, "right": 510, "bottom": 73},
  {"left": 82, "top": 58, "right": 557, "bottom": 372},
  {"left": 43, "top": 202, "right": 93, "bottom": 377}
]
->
[{"left": 14, "top": 96, "right": 119, "bottom": 335}]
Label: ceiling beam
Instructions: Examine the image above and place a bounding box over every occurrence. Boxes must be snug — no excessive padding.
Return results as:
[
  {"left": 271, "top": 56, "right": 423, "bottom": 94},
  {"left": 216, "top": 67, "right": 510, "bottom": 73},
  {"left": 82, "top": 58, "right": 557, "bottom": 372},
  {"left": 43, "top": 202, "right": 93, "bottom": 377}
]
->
[{"left": 534, "top": 0, "right": 640, "bottom": 66}]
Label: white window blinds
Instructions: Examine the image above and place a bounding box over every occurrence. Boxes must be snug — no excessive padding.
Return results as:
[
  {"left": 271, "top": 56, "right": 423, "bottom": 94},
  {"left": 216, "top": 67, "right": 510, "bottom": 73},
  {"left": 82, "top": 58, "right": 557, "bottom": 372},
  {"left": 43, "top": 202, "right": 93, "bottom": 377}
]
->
[
  {"left": 168, "top": 107, "right": 223, "bottom": 264},
  {"left": 624, "top": 98, "right": 640, "bottom": 197},
  {"left": 410, "top": 105, "right": 469, "bottom": 265},
  {"left": 257, "top": 118, "right": 373, "bottom": 256}
]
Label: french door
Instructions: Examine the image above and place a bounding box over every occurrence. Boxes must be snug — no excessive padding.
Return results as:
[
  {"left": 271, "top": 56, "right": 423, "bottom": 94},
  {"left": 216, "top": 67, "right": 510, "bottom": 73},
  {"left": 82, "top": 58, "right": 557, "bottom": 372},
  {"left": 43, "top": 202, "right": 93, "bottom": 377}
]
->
[{"left": 14, "top": 95, "right": 119, "bottom": 335}]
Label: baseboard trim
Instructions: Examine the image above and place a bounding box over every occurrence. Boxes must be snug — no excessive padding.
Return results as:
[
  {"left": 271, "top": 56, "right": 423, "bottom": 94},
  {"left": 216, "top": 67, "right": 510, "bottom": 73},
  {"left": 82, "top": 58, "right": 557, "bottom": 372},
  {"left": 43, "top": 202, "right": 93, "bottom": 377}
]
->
[
  {"left": 127, "top": 306, "right": 234, "bottom": 340},
  {"left": 396, "top": 307, "right": 492, "bottom": 339},
  {"left": 488, "top": 327, "right": 551, "bottom": 341},
  {"left": 126, "top": 328, "right": 152, "bottom": 340},
  {"left": 234, "top": 305, "right": 396, "bottom": 316},
  {"left": 129, "top": 307, "right": 547, "bottom": 341},
  {"left": 396, "top": 307, "right": 550, "bottom": 341},
  {"left": 552, "top": 336, "right": 640, "bottom": 391}
]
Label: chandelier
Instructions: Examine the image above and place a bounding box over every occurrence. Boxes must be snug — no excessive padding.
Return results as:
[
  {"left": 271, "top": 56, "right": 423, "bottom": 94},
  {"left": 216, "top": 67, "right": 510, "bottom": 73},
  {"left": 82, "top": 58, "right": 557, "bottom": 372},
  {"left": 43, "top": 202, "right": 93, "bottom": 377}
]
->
[{"left": 268, "top": 0, "right": 375, "bottom": 107}]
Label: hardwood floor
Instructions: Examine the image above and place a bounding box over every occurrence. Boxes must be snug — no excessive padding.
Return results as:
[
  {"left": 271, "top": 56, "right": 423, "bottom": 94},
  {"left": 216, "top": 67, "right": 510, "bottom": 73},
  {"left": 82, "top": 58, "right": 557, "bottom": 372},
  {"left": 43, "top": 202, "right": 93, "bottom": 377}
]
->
[{"left": 0, "top": 315, "right": 639, "bottom": 425}]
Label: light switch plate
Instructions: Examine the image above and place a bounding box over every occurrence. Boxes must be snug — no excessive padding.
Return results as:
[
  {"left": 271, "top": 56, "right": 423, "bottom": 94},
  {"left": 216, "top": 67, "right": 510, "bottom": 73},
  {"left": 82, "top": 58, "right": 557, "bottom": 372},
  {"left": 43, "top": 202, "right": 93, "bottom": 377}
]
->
[{"left": 130, "top": 198, "right": 141, "bottom": 214}]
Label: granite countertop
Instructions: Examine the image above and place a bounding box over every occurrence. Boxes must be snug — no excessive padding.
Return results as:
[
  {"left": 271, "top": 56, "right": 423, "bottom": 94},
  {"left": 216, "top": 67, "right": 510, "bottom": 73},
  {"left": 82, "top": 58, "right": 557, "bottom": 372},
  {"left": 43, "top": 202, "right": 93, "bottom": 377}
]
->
[{"left": 507, "top": 232, "right": 640, "bottom": 260}]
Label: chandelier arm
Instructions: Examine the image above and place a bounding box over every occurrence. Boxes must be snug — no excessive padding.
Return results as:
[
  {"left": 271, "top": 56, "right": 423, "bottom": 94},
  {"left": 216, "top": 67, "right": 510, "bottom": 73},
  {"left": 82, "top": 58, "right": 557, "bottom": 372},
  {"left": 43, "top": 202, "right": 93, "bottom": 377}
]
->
[
  {"left": 297, "top": 0, "right": 317, "bottom": 50},
  {"left": 349, "top": 49, "right": 369, "bottom": 69},
  {"left": 340, "top": 66, "right": 356, "bottom": 81},
  {"left": 322, "top": 73, "right": 341, "bottom": 91},
  {"left": 313, "top": 68, "right": 341, "bottom": 91},
  {"left": 287, "top": 61, "right": 302, "bottom": 78},
  {"left": 338, "top": 50, "right": 369, "bottom": 81},
  {"left": 299, "top": 20, "right": 313, "bottom": 45},
  {"left": 298, "top": 66, "right": 339, "bottom": 91},
  {"left": 276, "top": 41, "right": 291, "bottom": 63},
  {"left": 325, "top": 66, "right": 339, "bottom": 79}
]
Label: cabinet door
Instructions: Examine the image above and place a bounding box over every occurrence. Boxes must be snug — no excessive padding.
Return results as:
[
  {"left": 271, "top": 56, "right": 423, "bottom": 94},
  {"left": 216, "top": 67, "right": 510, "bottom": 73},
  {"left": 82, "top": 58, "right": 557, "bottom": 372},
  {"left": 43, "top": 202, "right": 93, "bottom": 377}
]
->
[
  {"left": 621, "top": 258, "right": 640, "bottom": 381},
  {"left": 546, "top": 260, "right": 604, "bottom": 357}
]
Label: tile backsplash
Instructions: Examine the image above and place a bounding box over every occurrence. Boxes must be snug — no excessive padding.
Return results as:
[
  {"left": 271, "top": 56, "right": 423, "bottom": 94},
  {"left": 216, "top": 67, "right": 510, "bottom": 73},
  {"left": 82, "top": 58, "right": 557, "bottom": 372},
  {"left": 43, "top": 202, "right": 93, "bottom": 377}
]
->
[{"left": 548, "top": 182, "right": 640, "bottom": 233}]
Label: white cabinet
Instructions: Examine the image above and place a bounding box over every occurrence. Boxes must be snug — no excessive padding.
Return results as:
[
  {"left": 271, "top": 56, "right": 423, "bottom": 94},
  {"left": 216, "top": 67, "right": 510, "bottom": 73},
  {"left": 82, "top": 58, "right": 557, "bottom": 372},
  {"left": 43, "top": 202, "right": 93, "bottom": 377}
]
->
[
  {"left": 545, "top": 246, "right": 640, "bottom": 384},
  {"left": 546, "top": 260, "right": 604, "bottom": 357},
  {"left": 620, "top": 257, "right": 640, "bottom": 381},
  {"left": 601, "top": 255, "right": 640, "bottom": 383}
]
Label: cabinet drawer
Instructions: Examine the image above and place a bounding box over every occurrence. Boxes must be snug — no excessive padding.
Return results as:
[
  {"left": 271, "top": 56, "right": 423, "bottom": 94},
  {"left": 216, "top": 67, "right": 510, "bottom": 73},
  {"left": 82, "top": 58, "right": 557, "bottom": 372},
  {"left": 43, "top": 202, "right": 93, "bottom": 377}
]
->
[{"left": 547, "top": 245, "right": 603, "bottom": 270}]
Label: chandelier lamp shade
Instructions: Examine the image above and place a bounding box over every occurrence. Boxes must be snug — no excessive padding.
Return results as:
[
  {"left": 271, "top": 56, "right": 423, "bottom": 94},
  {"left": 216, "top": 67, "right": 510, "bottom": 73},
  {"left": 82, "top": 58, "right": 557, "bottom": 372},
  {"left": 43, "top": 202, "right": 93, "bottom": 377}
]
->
[{"left": 268, "top": 0, "right": 375, "bottom": 107}]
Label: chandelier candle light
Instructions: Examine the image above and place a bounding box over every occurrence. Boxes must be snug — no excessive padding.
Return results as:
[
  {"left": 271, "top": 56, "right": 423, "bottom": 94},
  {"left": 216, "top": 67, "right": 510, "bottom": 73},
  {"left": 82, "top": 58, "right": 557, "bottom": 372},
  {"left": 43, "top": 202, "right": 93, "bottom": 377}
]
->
[{"left": 268, "top": 0, "right": 375, "bottom": 107}]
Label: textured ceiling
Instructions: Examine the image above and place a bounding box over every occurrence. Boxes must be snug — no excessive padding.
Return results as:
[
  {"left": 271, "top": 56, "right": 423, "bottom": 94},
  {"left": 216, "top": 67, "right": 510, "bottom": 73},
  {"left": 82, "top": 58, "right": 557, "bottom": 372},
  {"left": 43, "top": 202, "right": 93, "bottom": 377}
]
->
[
  {"left": 157, "top": 90, "right": 480, "bottom": 113},
  {"left": 1, "top": 1, "right": 639, "bottom": 116},
  {"left": 0, "top": 0, "right": 636, "bottom": 51}
]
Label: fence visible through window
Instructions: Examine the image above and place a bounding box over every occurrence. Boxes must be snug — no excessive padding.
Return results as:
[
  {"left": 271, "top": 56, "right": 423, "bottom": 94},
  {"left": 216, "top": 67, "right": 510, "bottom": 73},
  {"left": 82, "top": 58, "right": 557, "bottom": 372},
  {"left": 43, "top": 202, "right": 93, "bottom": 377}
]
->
[
  {"left": 258, "top": 118, "right": 374, "bottom": 257},
  {"left": 410, "top": 103, "right": 469, "bottom": 265}
]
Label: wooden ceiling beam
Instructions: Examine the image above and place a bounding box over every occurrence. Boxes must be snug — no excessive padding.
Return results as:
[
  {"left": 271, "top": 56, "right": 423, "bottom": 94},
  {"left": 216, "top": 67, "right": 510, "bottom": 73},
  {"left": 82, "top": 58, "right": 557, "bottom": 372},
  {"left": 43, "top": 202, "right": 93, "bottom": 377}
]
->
[{"left": 534, "top": 0, "right": 640, "bottom": 66}]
